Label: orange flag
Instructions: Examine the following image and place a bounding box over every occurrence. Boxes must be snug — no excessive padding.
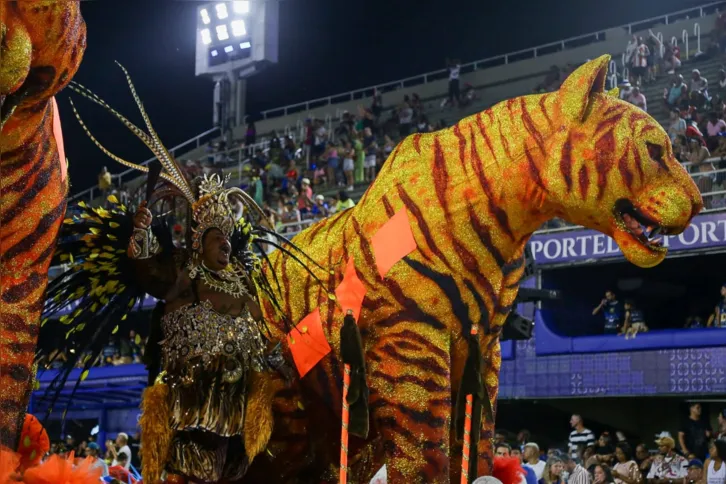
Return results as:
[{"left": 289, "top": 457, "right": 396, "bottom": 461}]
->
[
  {"left": 335, "top": 257, "right": 367, "bottom": 321},
  {"left": 371, "top": 207, "right": 417, "bottom": 278},
  {"left": 287, "top": 308, "right": 332, "bottom": 378}
]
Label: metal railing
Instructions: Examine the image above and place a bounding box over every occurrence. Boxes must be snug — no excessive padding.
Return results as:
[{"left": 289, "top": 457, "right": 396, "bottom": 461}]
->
[
  {"left": 623, "top": 23, "right": 703, "bottom": 82},
  {"left": 258, "top": 1, "right": 725, "bottom": 121},
  {"left": 70, "top": 133, "right": 299, "bottom": 204},
  {"left": 70, "top": 126, "right": 221, "bottom": 202},
  {"left": 67, "top": 2, "right": 724, "bottom": 204},
  {"left": 54, "top": 155, "right": 726, "bottom": 275}
]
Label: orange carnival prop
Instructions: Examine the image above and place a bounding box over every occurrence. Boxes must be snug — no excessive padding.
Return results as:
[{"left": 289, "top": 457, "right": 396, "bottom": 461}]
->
[
  {"left": 0, "top": 414, "right": 99, "bottom": 484},
  {"left": 0, "top": 0, "right": 86, "bottom": 447},
  {"left": 246, "top": 55, "right": 702, "bottom": 483}
]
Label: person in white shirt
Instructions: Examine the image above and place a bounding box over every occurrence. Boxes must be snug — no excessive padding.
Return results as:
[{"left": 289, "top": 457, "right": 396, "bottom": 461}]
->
[
  {"left": 524, "top": 442, "right": 546, "bottom": 480},
  {"left": 447, "top": 58, "right": 461, "bottom": 107},
  {"left": 624, "top": 35, "right": 638, "bottom": 67},
  {"left": 647, "top": 435, "right": 688, "bottom": 483},
  {"left": 110, "top": 432, "right": 132, "bottom": 470},
  {"left": 703, "top": 440, "right": 726, "bottom": 484},
  {"left": 627, "top": 87, "right": 647, "bottom": 112},
  {"left": 632, "top": 37, "right": 650, "bottom": 85}
]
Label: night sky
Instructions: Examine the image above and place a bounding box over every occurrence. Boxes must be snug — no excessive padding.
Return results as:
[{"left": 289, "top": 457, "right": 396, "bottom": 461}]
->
[{"left": 63, "top": 0, "right": 701, "bottom": 192}]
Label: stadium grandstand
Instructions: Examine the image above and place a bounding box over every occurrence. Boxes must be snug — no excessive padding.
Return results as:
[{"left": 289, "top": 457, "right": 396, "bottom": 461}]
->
[{"left": 28, "top": 1, "right": 726, "bottom": 481}]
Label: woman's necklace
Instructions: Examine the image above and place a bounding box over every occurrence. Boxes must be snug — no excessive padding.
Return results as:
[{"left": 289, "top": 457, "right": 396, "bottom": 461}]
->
[{"left": 198, "top": 261, "right": 250, "bottom": 299}]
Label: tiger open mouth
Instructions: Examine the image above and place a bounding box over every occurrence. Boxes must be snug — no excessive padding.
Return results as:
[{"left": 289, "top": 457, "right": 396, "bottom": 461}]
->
[{"left": 613, "top": 199, "right": 668, "bottom": 253}]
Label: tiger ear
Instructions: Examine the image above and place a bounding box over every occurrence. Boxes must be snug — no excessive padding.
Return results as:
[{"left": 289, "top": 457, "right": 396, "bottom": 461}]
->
[{"left": 558, "top": 55, "right": 611, "bottom": 123}]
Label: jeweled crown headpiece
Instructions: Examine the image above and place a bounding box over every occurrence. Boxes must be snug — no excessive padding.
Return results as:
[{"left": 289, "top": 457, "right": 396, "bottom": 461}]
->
[
  {"left": 192, "top": 174, "right": 248, "bottom": 252},
  {"left": 67, "top": 62, "right": 265, "bottom": 239}
]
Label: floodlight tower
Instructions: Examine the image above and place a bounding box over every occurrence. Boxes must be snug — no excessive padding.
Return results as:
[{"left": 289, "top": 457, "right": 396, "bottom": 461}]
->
[{"left": 195, "top": 0, "right": 279, "bottom": 139}]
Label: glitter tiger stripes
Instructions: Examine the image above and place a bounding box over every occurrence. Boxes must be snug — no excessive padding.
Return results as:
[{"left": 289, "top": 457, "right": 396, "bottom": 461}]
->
[
  {"left": 245, "top": 55, "right": 701, "bottom": 483},
  {"left": 0, "top": 0, "right": 86, "bottom": 448}
]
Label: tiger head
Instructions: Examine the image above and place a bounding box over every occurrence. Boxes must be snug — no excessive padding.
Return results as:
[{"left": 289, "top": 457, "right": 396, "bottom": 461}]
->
[{"left": 543, "top": 55, "right": 702, "bottom": 268}]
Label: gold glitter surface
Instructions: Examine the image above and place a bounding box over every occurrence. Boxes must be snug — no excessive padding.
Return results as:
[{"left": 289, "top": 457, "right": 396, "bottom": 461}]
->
[
  {"left": 0, "top": 0, "right": 86, "bottom": 447},
  {"left": 257, "top": 54, "right": 701, "bottom": 482}
]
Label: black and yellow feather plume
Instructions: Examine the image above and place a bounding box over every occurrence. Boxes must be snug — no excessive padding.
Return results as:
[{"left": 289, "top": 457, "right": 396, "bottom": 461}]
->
[{"left": 38, "top": 196, "right": 171, "bottom": 415}]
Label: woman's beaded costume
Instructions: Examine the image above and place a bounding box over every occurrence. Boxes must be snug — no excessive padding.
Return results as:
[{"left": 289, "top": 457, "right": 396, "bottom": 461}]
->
[{"left": 39, "top": 65, "right": 316, "bottom": 483}]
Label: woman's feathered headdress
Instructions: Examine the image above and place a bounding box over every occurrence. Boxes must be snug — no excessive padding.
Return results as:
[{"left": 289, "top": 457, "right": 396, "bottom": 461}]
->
[
  {"left": 58, "top": 63, "right": 332, "bottom": 339},
  {"left": 67, "top": 62, "right": 265, "bottom": 231}
]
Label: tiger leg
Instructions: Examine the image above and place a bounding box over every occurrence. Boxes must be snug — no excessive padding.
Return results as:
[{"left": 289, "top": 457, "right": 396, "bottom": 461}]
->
[
  {"left": 447, "top": 336, "right": 499, "bottom": 483},
  {"left": 367, "top": 323, "right": 452, "bottom": 484},
  {"left": 243, "top": 376, "right": 320, "bottom": 483},
  {"left": 475, "top": 336, "right": 501, "bottom": 479}
]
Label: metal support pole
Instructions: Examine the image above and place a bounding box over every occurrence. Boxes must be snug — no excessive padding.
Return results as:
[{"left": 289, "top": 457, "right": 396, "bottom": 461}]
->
[
  {"left": 98, "top": 406, "right": 108, "bottom": 455},
  {"left": 235, "top": 77, "right": 246, "bottom": 128}
]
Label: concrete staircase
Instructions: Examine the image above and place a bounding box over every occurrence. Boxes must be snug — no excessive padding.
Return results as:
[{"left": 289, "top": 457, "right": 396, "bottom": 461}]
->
[{"left": 641, "top": 55, "right": 724, "bottom": 127}]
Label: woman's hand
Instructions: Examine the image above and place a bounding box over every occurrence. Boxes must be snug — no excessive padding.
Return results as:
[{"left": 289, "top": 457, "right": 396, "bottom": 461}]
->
[{"left": 133, "top": 202, "right": 152, "bottom": 229}]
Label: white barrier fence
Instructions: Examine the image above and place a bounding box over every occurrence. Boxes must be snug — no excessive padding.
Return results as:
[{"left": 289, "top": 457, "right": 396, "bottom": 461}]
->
[{"left": 258, "top": 2, "right": 724, "bottom": 120}]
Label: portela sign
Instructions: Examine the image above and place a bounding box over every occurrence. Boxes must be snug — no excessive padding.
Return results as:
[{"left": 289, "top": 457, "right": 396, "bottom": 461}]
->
[{"left": 529, "top": 213, "right": 726, "bottom": 265}]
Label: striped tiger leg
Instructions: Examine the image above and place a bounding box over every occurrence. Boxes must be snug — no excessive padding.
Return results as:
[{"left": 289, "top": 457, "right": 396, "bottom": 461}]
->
[
  {"left": 477, "top": 336, "right": 501, "bottom": 478},
  {"left": 448, "top": 333, "right": 500, "bottom": 483},
  {"left": 367, "top": 323, "right": 452, "bottom": 484},
  {"left": 245, "top": 375, "right": 328, "bottom": 483},
  {"left": 448, "top": 412, "right": 495, "bottom": 483}
]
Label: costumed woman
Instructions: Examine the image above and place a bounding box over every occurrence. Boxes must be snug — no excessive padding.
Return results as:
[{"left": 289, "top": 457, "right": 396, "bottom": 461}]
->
[
  {"left": 130, "top": 174, "right": 287, "bottom": 483},
  {"left": 39, "top": 66, "right": 322, "bottom": 484}
]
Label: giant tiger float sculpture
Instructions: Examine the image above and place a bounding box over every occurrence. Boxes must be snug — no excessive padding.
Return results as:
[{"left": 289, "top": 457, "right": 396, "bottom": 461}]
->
[
  {"left": 0, "top": 0, "right": 86, "bottom": 448},
  {"left": 0, "top": 3, "right": 701, "bottom": 482},
  {"left": 246, "top": 55, "right": 703, "bottom": 483}
]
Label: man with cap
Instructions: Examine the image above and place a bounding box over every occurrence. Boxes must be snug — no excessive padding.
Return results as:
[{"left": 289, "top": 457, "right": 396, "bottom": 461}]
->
[
  {"left": 707, "top": 284, "right": 726, "bottom": 328},
  {"left": 523, "top": 442, "right": 546, "bottom": 480},
  {"left": 686, "top": 459, "right": 703, "bottom": 484},
  {"left": 619, "top": 80, "right": 633, "bottom": 101},
  {"left": 84, "top": 441, "right": 109, "bottom": 477},
  {"left": 311, "top": 194, "right": 329, "bottom": 219},
  {"left": 647, "top": 434, "right": 688, "bottom": 484}
]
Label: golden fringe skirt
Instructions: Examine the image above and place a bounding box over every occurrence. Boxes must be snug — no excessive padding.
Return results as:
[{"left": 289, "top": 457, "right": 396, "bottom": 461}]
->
[{"left": 166, "top": 361, "right": 249, "bottom": 482}]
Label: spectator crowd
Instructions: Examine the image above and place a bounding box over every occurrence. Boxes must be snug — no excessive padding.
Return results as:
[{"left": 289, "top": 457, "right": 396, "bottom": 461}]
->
[
  {"left": 45, "top": 431, "right": 140, "bottom": 482},
  {"left": 39, "top": 328, "right": 144, "bottom": 370},
  {"left": 491, "top": 407, "right": 726, "bottom": 484},
  {"left": 588, "top": 281, "right": 726, "bottom": 338}
]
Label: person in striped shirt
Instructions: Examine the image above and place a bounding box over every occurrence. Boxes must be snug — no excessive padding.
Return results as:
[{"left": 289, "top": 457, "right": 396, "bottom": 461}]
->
[
  {"left": 569, "top": 415, "right": 596, "bottom": 459},
  {"left": 561, "top": 452, "right": 593, "bottom": 484}
]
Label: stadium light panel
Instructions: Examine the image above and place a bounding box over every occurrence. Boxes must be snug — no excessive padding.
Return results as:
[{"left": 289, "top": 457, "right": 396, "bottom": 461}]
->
[
  {"left": 231, "top": 19, "right": 246, "bottom": 37},
  {"left": 211, "top": 49, "right": 219, "bottom": 57},
  {"left": 200, "top": 8, "right": 211, "bottom": 25},
  {"left": 216, "top": 24, "right": 229, "bottom": 41},
  {"left": 224, "top": 45, "right": 234, "bottom": 53},
  {"left": 239, "top": 41, "right": 251, "bottom": 49},
  {"left": 201, "top": 28, "right": 212, "bottom": 45},
  {"left": 233, "top": 1, "right": 250, "bottom": 14},
  {"left": 215, "top": 3, "right": 229, "bottom": 20}
]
